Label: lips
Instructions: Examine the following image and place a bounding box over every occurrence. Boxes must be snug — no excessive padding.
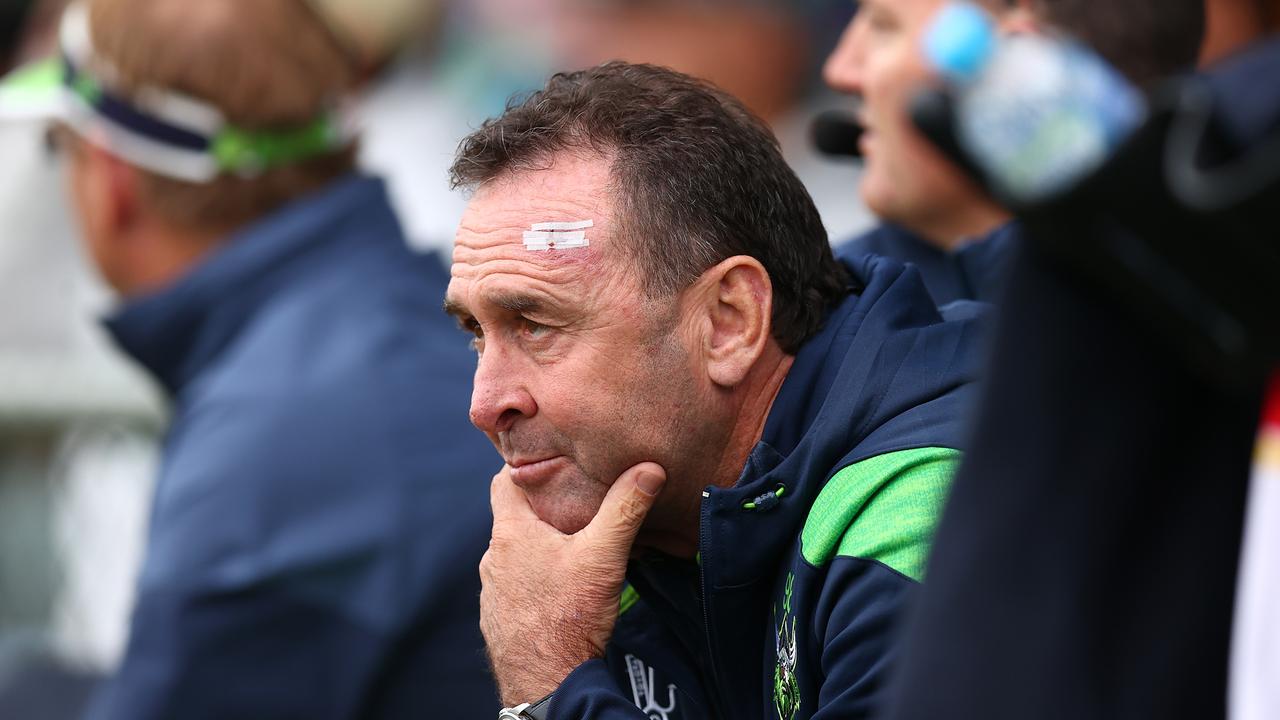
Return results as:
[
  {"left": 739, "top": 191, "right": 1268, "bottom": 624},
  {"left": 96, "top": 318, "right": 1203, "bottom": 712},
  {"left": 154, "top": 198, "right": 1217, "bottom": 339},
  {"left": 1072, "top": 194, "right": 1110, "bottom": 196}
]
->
[{"left": 507, "top": 455, "right": 567, "bottom": 488}]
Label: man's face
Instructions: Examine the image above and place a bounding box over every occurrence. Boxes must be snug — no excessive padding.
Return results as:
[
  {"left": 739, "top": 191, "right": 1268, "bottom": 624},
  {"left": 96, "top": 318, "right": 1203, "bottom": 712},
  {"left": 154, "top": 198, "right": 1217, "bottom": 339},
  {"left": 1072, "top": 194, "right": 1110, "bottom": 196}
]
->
[
  {"left": 447, "top": 154, "right": 712, "bottom": 536},
  {"left": 824, "top": 0, "right": 985, "bottom": 230}
]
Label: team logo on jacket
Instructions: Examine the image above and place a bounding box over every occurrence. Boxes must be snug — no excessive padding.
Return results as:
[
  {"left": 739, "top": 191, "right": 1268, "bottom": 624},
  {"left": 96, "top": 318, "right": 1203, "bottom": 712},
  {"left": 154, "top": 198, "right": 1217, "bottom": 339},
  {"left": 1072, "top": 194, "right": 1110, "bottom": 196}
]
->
[
  {"left": 625, "top": 654, "right": 678, "bottom": 719},
  {"left": 774, "top": 572, "right": 801, "bottom": 720}
]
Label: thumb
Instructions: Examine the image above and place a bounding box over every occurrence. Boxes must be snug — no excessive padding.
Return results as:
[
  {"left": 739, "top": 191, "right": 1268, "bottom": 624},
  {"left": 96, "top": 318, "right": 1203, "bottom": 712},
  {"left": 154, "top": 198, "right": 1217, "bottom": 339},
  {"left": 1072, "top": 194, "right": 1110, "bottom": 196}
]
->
[{"left": 580, "top": 462, "right": 666, "bottom": 552}]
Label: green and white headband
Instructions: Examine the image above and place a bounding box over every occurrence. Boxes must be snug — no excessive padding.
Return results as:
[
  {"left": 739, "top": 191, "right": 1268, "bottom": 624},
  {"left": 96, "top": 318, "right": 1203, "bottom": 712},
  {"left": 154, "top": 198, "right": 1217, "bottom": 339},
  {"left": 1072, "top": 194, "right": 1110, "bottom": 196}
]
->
[{"left": 0, "top": 2, "right": 355, "bottom": 183}]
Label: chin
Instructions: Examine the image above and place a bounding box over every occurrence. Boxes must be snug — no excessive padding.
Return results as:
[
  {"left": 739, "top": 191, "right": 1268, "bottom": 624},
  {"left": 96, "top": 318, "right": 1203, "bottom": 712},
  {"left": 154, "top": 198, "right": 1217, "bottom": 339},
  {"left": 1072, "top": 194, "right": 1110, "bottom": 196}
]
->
[
  {"left": 545, "top": 514, "right": 590, "bottom": 535},
  {"left": 528, "top": 495, "right": 599, "bottom": 535},
  {"left": 860, "top": 178, "right": 898, "bottom": 223}
]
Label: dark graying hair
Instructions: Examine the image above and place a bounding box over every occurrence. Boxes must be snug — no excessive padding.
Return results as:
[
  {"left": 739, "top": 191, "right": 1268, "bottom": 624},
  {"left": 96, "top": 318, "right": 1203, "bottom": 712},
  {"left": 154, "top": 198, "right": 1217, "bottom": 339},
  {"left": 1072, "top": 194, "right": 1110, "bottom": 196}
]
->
[{"left": 450, "top": 61, "right": 850, "bottom": 354}]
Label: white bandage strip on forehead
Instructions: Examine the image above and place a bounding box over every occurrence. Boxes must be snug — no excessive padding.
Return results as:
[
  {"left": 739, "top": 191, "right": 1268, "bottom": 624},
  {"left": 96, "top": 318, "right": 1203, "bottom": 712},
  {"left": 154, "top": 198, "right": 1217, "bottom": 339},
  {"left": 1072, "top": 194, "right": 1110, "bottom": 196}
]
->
[{"left": 523, "top": 219, "right": 592, "bottom": 251}]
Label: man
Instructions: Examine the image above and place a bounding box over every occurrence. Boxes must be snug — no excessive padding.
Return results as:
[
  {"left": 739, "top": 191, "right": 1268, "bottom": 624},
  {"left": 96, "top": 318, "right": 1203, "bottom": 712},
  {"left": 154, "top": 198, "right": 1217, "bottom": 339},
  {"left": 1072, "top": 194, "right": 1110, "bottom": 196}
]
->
[
  {"left": 444, "top": 61, "right": 982, "bottom": 719},
  {"left": 824, "top": 0, "right": 1207, "bottom": 305},
  {"left": 0, "top": 0, "right": 500, "bottom": 717}
]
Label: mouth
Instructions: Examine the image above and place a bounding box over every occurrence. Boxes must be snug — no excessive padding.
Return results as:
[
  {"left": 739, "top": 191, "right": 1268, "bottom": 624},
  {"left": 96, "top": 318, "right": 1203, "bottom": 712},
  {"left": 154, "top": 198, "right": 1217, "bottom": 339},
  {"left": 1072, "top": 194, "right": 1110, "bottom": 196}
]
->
[{"left": 507, "top": 455, "right": 568, "bottom": 488}]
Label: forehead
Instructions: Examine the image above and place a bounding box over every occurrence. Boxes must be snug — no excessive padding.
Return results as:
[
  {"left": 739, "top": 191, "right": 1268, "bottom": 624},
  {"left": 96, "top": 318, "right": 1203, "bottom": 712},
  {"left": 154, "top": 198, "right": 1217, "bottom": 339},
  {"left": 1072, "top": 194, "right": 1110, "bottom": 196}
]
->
[{"left": 449, "top": 153, "right": 626, "bottom": 309}]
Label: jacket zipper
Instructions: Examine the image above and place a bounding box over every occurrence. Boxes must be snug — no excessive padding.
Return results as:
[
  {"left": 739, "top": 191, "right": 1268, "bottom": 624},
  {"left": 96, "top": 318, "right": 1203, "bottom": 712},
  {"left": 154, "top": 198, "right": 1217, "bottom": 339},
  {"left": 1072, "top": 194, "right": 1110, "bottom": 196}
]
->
[{"left": 699, "top": 489, "right": 729, "bottom": 720}]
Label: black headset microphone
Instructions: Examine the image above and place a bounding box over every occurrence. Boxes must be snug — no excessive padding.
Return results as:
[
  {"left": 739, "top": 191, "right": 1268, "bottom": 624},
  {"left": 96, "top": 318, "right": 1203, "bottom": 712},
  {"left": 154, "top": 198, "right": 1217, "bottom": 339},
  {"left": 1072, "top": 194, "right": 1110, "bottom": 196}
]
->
[{"left": 810, "top": 111, "right": 865, "bottom": 160}]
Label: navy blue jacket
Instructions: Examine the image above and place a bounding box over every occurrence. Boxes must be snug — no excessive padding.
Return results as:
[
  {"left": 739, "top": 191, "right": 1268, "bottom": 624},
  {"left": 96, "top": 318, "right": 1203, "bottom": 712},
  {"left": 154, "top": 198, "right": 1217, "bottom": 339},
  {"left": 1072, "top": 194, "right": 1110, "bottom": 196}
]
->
[
  {"left": 544, "top": 254, "right": 984, "bottom": 719},
  {"left": 86, "top": 176, "right": 500, "bottom": 719},
  {"left": 836, "top": 223, "right": 1016, "bottom": 306}
]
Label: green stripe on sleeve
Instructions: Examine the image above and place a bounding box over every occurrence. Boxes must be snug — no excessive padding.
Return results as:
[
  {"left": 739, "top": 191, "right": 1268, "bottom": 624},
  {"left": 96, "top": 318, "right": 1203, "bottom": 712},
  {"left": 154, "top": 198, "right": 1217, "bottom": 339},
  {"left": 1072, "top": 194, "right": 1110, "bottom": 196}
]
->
[
  {"left": 800, "top": 447, "right": 960, "bottom": 581},
  {"left": 618, "top": 584, "right": 640, "bottom": 617}
]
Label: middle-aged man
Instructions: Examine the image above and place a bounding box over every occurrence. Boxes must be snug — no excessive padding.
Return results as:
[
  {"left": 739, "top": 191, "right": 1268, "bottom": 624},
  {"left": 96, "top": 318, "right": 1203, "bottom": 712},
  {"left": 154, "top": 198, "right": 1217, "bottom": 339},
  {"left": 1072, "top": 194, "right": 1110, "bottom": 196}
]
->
[
  {"left": 444, "top": 61, "right": 982, "bottom": 720},
  {"left": 823, "top": 0, "right": 1208, "bottom": 305},
  {"left": 0, "top": 0, "right": 500, "bottom": 717}
]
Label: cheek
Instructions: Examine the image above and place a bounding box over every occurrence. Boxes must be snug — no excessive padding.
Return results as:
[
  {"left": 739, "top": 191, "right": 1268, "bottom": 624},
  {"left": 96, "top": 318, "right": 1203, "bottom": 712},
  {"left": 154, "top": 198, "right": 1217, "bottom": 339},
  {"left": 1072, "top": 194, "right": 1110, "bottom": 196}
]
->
[
  {"left": 862, "top": 134, "right": 967, "bottom": 222},
  {"left": 66, "top": 161, "right": 115, "bottom": 281},
  {"left": 859, "top": 50, "right": 909, "bottom": 188},
  {"left": 563, "top": 344, "right": 681, "bottom": 458},
  {"left": 65, "top": 158, "right": 92, "bottom": 231},
  {"left": 531, "top": 360, "right": 630, "bottom": 459},
  {"left": 860, "top": 40, "right": 954, "bottom": 215},
  {"left": 858, "top": 164, "right": 896, "bottom": 219},
  {"left": 865, "top": 38, "right": 916, "bottom": 109}
]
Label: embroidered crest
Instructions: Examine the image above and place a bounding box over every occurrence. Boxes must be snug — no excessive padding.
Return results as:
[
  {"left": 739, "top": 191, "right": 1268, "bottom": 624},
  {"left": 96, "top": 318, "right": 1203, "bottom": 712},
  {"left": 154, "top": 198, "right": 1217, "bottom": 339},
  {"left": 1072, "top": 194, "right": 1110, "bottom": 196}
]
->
[
  {"left": 625, "top": 654, "right": 678, "bottom": 719},
  {"left": 774, "top": 572, "right": 801, "bottom": 720}
]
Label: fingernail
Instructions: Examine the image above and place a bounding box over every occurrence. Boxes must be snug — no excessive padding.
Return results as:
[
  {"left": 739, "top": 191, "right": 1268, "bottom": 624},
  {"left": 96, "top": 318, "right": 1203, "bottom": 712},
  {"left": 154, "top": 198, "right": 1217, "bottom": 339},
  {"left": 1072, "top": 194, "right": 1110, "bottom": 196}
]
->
[{"left": 636, "top": 470, "right": 664, "bottom": 497}]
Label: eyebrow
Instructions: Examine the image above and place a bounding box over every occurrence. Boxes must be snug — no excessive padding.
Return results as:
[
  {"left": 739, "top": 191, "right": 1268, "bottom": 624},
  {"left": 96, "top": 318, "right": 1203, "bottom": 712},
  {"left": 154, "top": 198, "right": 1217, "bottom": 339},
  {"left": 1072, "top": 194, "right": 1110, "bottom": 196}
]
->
[
  {"left": 492, "top": 293, "right": 543, "bottom": 315},
  {"left": 443, "top": 297, "right": 471, "bottom": 323},
  {"left": 443, "top": 292, "right": 546, "bottom": 322}
]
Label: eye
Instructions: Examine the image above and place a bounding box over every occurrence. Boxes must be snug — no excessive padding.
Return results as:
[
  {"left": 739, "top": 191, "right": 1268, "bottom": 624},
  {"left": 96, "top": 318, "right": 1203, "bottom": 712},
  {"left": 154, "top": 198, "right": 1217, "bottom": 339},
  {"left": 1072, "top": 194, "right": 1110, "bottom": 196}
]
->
[
  {"left": 865, "top": 4, "right": 898, "bottom": 34},
  {"left": 459, "top": 318, "right": 485, "bottom": 354},
  {"left": 520, "top": 317, "right": 552, "bottom": 340}
]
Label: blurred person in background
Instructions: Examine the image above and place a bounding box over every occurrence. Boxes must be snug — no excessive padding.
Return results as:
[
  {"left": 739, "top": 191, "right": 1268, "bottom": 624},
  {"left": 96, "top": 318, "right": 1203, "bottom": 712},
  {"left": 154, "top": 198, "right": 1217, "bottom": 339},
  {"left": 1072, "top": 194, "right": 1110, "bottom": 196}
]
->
[
  {"left": 824, "top": 0, "right": 1207, "bottom": 305},
  {"left": 1201, "top": 0, "right": 1272, "bottom": 64},
  {"left": 866, "top": 0, "right": 1280, "bottom": 718},
  {"left": 0, "top": 0, "right": 502, "bottom": 717},
  {"left": 546, "top": 0, "right": 875, "bottom": 241},
  {"left": 546, "top": 0, "right": 808, "bottom": 120}
]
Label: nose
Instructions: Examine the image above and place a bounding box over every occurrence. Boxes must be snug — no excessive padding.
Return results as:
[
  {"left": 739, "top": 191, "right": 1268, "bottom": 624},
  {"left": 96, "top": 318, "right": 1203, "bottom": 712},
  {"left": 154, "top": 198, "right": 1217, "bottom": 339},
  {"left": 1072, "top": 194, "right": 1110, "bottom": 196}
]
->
[
  {"left": 469, "top": 344, "right": 537, "bottom": 436},
  {"left": 824, "top": 14, "right": 867, "bottom": 95}
]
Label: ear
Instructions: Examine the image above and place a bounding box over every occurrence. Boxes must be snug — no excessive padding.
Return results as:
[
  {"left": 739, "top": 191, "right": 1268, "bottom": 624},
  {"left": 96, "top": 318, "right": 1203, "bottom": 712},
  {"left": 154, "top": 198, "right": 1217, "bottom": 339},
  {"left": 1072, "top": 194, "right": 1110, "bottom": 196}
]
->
[
  {"left": 76, "top": 141, "right": 141, "bottom": 235},
  {"left": 96, "top": 145, "right": 141, "bottom": 233},
  {"left": 693, "top": 256, "right": 774, "bottom": 388}
]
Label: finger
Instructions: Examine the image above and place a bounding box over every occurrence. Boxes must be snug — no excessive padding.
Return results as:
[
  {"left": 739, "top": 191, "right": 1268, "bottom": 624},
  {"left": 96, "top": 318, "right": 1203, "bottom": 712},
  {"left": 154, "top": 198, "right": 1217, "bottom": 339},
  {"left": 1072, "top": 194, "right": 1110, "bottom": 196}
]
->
[
  {"left": 490, "top": 465, "right": 541, "bottom": 524},
  {"left": 580, "top": 462, "right": 666, "bottom": 553}
]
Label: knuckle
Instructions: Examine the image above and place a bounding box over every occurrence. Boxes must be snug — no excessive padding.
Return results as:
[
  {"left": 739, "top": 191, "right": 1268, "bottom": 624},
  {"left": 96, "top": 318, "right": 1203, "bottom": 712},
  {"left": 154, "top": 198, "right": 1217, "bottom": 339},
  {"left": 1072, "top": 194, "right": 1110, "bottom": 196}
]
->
[{"left": 617, "top": 493, "right": 648, "bottom": 526}]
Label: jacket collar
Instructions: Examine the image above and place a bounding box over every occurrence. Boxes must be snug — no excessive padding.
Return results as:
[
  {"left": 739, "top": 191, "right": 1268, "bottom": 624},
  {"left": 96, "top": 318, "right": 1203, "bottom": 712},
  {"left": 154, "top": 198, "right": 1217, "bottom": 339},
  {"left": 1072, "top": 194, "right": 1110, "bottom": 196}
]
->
[
  {"left": 635, "top": 252, "right": 964, "bottom": 585},
  {"left": 103, "top": 175, "right": 400, "bottom": 394}
]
